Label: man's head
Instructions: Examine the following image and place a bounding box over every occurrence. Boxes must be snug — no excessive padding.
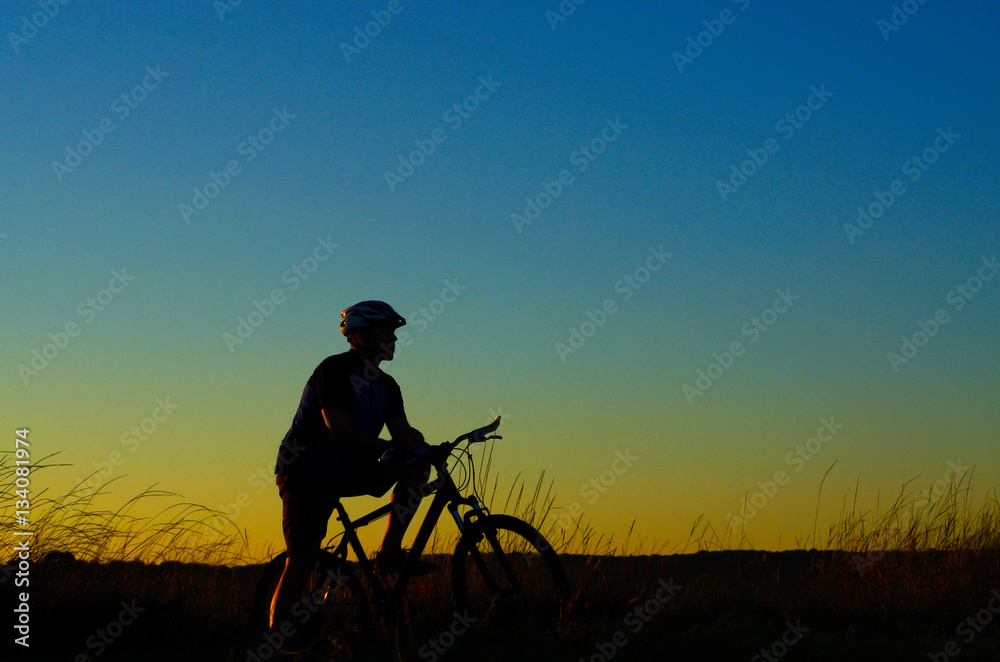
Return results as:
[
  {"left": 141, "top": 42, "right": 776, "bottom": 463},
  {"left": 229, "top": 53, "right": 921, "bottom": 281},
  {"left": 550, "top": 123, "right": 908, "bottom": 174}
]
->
[{"left": 340, "top": 300, "right": 406, "bottom": 360}]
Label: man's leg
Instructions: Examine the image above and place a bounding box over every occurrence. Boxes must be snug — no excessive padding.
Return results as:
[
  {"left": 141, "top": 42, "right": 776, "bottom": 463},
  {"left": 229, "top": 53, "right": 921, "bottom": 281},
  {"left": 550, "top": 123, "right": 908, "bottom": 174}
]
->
[
  {"left": 379, "top": 461, "right": 431, "bottom": 555},
  {"left": 271, "top": 472, "right": 333, "bottom": 635},
  {"left": 270, "top": 546, "right": 320, "bottom": 630}
]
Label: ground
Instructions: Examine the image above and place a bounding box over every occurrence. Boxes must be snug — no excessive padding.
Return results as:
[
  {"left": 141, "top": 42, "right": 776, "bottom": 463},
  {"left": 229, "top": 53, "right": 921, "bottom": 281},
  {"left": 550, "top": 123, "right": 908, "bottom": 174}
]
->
[{"left": 6, "top": 549, "right": 999, "bottom": 661}]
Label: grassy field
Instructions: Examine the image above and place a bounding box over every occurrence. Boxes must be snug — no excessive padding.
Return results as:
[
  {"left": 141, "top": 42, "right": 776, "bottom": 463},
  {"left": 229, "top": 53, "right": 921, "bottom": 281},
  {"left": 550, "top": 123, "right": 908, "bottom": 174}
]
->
[
  {"left": 9, "top": 548, "right": 1000, "bottom": 661},
  {"left": 4, "top": 455, "right": 999, "bottom": 661}
]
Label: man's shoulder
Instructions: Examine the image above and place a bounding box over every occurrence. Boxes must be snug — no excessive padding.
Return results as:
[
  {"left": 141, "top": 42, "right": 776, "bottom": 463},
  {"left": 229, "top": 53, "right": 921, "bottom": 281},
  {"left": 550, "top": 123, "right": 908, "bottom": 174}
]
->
[
  {"left": 311, "top": 350, "right": 398, "bottom": 391},
  {"left": 311, "top": 350, "right": 361, "bottom": 380},
  {"left": 317, "top": 350, "right": 359, "bottom": 368},
  {"left": 378, "top": 369, "right": 400, "bottom": 392}
]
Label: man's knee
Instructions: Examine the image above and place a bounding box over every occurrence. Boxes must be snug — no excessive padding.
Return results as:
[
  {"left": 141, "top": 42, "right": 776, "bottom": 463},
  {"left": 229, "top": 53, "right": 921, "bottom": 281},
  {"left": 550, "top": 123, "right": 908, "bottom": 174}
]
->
[
  {"left": 395, "top": 461, "right": 431, "bottom": 491},
  {"left": 286, "top": 547, "right": 320, "bottom": 571},
  {"left": 389, "top": 462, "right": 434, "bottom": 508},
  {"left": 413, "top": 460, "right": 431, "bottom": 483}
]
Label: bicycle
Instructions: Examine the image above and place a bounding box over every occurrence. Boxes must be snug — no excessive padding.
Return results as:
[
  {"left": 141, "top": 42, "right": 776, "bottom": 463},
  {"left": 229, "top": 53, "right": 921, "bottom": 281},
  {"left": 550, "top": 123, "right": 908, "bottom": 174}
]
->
[{"left": 251, "top": 416, "right": 570, "bottom": 653}]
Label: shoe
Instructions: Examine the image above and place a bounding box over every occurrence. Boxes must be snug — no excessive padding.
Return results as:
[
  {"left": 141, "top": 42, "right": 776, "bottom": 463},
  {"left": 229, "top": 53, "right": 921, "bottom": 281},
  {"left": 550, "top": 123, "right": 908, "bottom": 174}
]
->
[{"left": 374, "top": 549, "right": 437, "bottom": 576}]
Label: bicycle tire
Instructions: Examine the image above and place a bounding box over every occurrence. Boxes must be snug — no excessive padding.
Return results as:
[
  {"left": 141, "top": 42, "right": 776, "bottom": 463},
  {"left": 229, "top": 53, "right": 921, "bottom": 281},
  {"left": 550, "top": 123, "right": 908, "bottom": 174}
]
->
[
  {"left": 452, "top": 514, "right": 570, "bottom": 629},
  {"left": 250, "top": 550, "right": 369, "bottom": 653}
]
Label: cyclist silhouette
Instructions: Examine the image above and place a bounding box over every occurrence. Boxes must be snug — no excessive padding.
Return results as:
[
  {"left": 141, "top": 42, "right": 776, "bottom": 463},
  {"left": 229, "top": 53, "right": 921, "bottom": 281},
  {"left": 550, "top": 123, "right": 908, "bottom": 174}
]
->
[{"left": 269, "top": 300, "right": 433, "bottom": 641}]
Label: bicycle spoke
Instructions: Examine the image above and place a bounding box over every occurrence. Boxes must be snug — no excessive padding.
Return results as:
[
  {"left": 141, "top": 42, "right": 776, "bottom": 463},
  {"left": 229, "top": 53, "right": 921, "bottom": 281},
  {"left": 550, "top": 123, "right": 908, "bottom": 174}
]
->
[
  {"left": 453, "top": 515, "right": 569, "bottom": 630},
  {"left": 251, "top": 551, "right": 368, "bottom": 655}
]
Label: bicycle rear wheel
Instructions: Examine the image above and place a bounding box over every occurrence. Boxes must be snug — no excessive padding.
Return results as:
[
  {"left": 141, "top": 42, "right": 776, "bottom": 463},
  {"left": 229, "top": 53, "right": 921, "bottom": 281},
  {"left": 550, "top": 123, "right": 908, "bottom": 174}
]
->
[
  {"left": 250, "top": 550, "right": 369, "bottom": 654},
  {"left": 452, "top": 514, "right": 569, "bottom": 629}
]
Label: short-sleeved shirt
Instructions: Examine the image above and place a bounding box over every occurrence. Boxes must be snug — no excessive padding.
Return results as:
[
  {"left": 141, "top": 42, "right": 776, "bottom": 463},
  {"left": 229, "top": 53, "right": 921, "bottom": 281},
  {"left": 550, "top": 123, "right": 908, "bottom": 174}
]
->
[{"left": 275, "top": 349, "right": 404, "bottom": 477}]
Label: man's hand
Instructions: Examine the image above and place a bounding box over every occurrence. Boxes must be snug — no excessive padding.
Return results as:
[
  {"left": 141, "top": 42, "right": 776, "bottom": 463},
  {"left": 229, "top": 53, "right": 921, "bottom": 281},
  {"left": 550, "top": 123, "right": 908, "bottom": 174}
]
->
[
  {"left": 394, "top": 427, "right": 427, "bottom": 451},
  {"left": 324, "top": 407, "right": 394, "bottom": 455}
]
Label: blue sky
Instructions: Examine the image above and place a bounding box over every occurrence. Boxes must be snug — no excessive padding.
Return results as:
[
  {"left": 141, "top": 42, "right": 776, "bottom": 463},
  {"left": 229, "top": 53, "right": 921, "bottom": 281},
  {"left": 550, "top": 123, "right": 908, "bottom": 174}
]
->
[{"left": 2, "top": 0, "right": 998, "bottom": 554}]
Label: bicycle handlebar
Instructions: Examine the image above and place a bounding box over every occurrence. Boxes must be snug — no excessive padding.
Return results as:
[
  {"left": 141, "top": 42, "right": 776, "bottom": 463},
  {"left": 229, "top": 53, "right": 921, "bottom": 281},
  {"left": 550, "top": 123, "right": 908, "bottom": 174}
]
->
[
  {"left": 379, "top": 416, "right": 502, "bottom": 465},
  {"left": 451, "top": 415, "right": 502, "bottom": 447}
]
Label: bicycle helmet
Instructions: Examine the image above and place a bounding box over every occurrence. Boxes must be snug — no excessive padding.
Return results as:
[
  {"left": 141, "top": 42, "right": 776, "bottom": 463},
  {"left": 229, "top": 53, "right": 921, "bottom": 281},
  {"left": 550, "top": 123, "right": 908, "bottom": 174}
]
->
[{"left": 339, "top": 300, "right": 406, "bottom": 336}]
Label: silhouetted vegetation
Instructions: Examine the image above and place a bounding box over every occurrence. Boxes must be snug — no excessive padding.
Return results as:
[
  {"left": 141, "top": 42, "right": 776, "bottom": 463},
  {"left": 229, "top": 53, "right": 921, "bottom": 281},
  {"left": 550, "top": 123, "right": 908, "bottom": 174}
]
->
[{"left": 3, "top": 453, "right": 998, "bottom": 660}]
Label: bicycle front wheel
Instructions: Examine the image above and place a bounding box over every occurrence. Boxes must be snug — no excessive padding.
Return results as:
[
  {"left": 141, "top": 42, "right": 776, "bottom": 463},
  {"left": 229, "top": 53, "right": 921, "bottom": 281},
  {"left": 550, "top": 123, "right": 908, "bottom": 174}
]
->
[{"left": 452, "top": 514, "right": 569, "bottom": 629}]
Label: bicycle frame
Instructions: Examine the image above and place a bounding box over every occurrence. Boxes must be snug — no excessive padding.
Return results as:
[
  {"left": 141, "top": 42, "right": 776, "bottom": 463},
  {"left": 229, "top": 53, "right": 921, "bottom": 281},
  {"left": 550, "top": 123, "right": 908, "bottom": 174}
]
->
[{"left": 328, "top": 447, "right": 488, "bottom": 607}]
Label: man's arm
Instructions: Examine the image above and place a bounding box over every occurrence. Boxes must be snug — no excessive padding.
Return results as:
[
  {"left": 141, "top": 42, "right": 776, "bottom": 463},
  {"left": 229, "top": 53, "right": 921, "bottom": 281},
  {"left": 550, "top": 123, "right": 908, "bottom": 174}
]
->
[
  {"left": 386, "top": 416, "right": 426, "bottom": 450},
  {"left": 322, "top": 407, "right": 393, "bottom": 455}
]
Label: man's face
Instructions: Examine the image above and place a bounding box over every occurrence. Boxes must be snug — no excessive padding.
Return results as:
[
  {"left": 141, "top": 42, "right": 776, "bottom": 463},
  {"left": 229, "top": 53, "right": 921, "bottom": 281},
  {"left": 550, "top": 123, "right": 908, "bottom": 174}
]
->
[{"left": 366, "top": 322, "right": 398, "bottom": 360}]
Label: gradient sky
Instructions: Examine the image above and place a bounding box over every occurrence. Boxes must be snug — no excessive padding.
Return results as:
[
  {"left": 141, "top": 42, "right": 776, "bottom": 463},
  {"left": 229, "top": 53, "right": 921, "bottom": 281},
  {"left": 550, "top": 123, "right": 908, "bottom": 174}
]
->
[{"left": 3, "top": 1, "right": 998, "bottom": 557}]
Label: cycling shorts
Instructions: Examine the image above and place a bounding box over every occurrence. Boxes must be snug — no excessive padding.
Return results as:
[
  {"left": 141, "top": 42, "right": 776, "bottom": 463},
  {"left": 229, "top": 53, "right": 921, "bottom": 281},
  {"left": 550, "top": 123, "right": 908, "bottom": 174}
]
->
[{"left": 277, "top": 463, "right": 392, "bottom": 556}]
